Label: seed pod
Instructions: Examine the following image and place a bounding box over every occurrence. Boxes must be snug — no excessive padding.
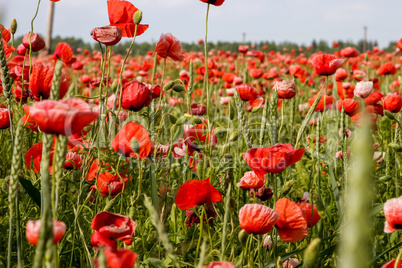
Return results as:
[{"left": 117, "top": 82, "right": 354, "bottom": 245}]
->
[
  {"left": 133, "top": 10, "right": 143, "bottom": 25},
  {"left": 172, "top": 84, "right": 186, "bottom": 93},
  {"left": 303, "top": 238, "right": 321, "bottom": 268},
  {"left": 163, "top": 81, "right": 175, "bottom": 91},
  {"left": 10, "top": 19, "right": 17, "bottom": 35}
]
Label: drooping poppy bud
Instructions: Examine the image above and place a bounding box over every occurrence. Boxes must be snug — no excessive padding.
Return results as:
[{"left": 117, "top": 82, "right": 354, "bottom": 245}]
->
[
  {"left": 91, "top": 26, "right": 122, "bottom": 46},
  {"left": 22, "top": 32, "right": 45, "bottom": 52}
]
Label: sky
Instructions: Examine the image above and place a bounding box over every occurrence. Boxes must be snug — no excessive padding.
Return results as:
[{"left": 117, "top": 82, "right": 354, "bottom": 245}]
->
[{"left": 1, "top": 0, "right": 401, "bottom": 48}]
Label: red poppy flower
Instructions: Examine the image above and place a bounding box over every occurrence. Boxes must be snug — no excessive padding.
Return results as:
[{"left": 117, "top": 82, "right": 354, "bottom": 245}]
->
[
  {"left": 365, "top": 91, "right": 383, "bottom": 105},
  {"left": 155, "top": 33, "right": 185, "bottom": 62},
  {"left": 22, "top": 105, "right": 38, "bottom": 132},
  {"left": 308, "top": 95, "right": 335, "bottom": 112},
  {"left": 382, "top": 93, "right": 402, "bottom": 113},
  {"left": 277, "top": 80, "right": 296, "bottom": 99},
  {"left": 275, "top": 198, "right": 308, "bottom": 242},
  {"left": 29, "top": 98, "right": 99, "bottom": 136},
  {"left": 91, "top": 231, "right": 118, "bottom": 252},
  {"left": 336, "top": 99, "right": 361, "bottom": 117},
  {"left": 383, "top": 196, "right": 402, "bottom": 233},
  {"left": 22, "top": 32, "right": 45, "bottom": 52},
  {"left": 397, "top": 39, "right": 402, "bottom": 51},
  {"left": 107, "top": 0, "right": 149, "bottom": 37},
  {"left": 335, "top": 68, "right": 348, "bottom": 82},
  {"left": 340, "top": 47, "right": 359, "bottom": 58},
  {"left": 0, "top": 108, "right": 12, "bottom": 129},
  {"left": 92, "top": 172, "right": 129, "bottom": 197},
  {"left": 0, "top": 24, "right": 10, "bottom": 43},
  {"left": 29, "top": 63, "right": 70, "bottom": 101},
  {"left": 366, "top": 104, "right": 384, "bottom": 116},
  {"left": 199, "top": 0, "right": 225, "bottom": 6},
  {"left": 250, "top": 68, "right": 263, "bottom": 79},
  {"left": 297, "top": 201, "right": 321, "bottom": 228},
  {"left": 54, "top": 42, "right": 73, "bottom": 63},
  {"left": 175, "top": 178, "right": 222, "bottom": 210},
  {"left": 381, "top": 259, "right": 402, "bottom": 268},
  {"left": 236, "top": 84, "right": 259, "bottom": 101},
  {"left": 111, "top": 122, "right": 151, "bottom": 159},
  {"left": 239, "top": 204, "right": 279, "bottom": 234},
  {"left": 147, "top": 84, "right": 161, "bottom": 99},
  {"left": 91, "top": 211, "right": 137, "bottom": 245},
  {"left": 91, "top": 26, "right": 122, "bottom": 46},
  {"left": 183, "top": 120, "right": 217, "bottom": 155},
  {"left": 120, "top": 81, "right": 153, "bottom": 112},
  {"left": 64, "top": 152, "right": 82, "bottom": 169},
  {"left": 222, "top": 73, "right": 237, "bottom": 83},
  {"left": 96, "top": 249, "right": 138, "bottom": 268},
  {"left": 26, "top": 219, "right": 66, "bottom": 246},
  {"left": 188, "top": 103, "right": 207, "bottom": 116},
  {"left": 242, "top": 144, "right": 305, "bottom": 179},
  {"left": 25, "top": 142, "right": 54, "bottom": 173},
  {"left": 246, "top": 96, "right": 265, "bottom": 112},
  {"left": 203, "top": 262, "right": 235, "bottom": 268},
  {"left": 377, "top": 62, "right": 397, "bottom": 76},
  {"left": 310, "top": 54, "right": 344, "bottom": 76},
  {"left": 237, "top": 171, "right": 265, "bottom": 190}
]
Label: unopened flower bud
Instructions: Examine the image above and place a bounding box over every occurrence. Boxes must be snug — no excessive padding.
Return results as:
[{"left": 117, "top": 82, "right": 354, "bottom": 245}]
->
[
  {"left": 10, "top": 19, "right": 17, "bottom": 35},
  {"left": 229, "top": 131, "right": 240, "bottom": 142},
  {"left": 238, "top": 229, "right": 248, "bottom": 246},
  {"left": 384, "top": 110, "right": 396, "bottom": 120},
  {"left": 163, "top": 81, "right": 175, "bottom": 91},
  {"left": 172, "top": 84, "right": 186, "bottom": 93},
  {"left": 133, "top": 10, "right": 143, "bottom": 25},
  {"left": 169, "top": 114, "right": 177, "bottom": 124},
  {"left": 175, "top": 116, "right": 187, "bottom": 126}
]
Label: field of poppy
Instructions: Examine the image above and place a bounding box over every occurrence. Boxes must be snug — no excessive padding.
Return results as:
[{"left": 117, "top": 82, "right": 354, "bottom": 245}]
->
[{"left": 1, "top": 0, "right": 402, "bottom": 267}]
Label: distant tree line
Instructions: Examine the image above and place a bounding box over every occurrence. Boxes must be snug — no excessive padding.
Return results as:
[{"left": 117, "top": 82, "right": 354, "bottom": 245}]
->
[{"left": 12, "top": 35, "right": 396, "bottom": 56}]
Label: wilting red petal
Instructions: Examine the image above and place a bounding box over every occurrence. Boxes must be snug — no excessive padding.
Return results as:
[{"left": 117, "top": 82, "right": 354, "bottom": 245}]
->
[
  {"left": 275, "top": 198, "right": 308, "bottom": 242},
  {"left": 175, "top": 178, "right": 222, "bottom": 210},
  {"left": 0, "top": 24, "right": 11, "bottom": 43},
  {"left": 239, "top": 204, "right": 279, "bottom": 234},
  {"left": 297, "top": 201, "right": 321, "bottom": 228}
]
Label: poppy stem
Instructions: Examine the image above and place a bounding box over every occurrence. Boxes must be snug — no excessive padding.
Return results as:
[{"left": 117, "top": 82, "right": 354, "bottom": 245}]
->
[
  {"left": 203, "top": 3, "right": 210, "bottom": 117},
  {"left": 195, "top": 207, "right": 204, "bottom": 262}
]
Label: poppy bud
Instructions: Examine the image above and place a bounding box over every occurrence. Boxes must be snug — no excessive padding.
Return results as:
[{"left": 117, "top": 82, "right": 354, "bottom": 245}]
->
[
  {"left": 172, "top": 84, "right": 186, "bottom": 93},
  {"left": 175, "top": 115, "right": 187, "bottom": 126},
  {"left": 163, "top": 81, "right": 175, "bottom": 91},
  {"left": 169, "top": 114, "right": 177, "bottom": 124},
  {"left": 303, "top": 238, "right": 321, "bottom": 268},
  {"left": 384, "top": 110, "right": 396, "bottom": 120},
  {"left": 133, "top": 10, "right": 143, "bottom": 25},
  {"left": 91, "top": 26, "right": 122, "bottom": 46},
  {"left": 190, "top": 116, "right": 203, "bottom": 125},
  {"left": 238, "top": 229, "right": 248, "bottom": 246},
  {"left": 22, "top": 32, "right": 46, "bottom": 52},
  {"left": 379, "top": 175, "right": 392, "bottom": 182},
  {"left": 10, "top": 18, "right": 17, "bottom": 35}
]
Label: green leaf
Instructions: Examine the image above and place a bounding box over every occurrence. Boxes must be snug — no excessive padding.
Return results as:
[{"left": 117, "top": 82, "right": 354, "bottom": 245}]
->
[{"left": 19, "top": 177, "right": 41, "bottom": 208}]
